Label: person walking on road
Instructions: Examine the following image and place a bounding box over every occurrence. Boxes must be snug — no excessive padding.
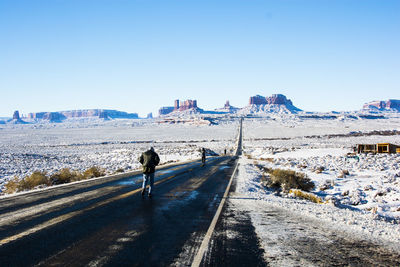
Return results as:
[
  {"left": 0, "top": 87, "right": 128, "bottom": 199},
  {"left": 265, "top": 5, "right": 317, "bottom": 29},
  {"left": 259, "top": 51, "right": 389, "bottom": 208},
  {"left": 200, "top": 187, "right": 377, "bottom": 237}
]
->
[
  {"left": 139, "top": 147, "right": 160, "bottom": 197},
  {"left": 201, "top": 148, "right": 206, "bottom": 167}
]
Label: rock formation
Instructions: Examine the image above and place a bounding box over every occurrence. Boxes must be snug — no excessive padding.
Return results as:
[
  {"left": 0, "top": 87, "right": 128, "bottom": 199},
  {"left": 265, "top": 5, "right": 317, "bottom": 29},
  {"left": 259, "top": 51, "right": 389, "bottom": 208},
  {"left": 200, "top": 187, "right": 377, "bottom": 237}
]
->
[
  {"left": 98, "top": 110, "right": 110, "bottom": 120},
  {"left": 249, "top": 95, "right": 269, "bottom": 105},
  {"left": 159, "top": 99, "right": 201, "bottom": 116},
  {"left": 159, "top": 107, "right": 175, "bottom": 115},
  {"left": 9, "top": 110, "right": 27, "bottom": 124},
  {"left": 245, "top": 94, "right": 301, "bottom": 114},
  {"left": 215, "top": 100, "right": 239, "bottom": 113},
  {"left": 266, "top": 94, "right": 294, "bottom": 105},
  {"left": 177, "top": 100, "right": 197, "bottom": 111},
  {"left": 249, "top": 94, "right": 294, "bottom": 106},
  {"left": 28, "top": 109, "right": 138, "bottom": 120},
  {"left": 13, "top": 111, "right": 21, "bottom": 120},
  {"left": 363, "top": 99, "right": 400, "bottom": 111},
  {"left": 47, "top": 112, "right": 65, "bottom": 122}
]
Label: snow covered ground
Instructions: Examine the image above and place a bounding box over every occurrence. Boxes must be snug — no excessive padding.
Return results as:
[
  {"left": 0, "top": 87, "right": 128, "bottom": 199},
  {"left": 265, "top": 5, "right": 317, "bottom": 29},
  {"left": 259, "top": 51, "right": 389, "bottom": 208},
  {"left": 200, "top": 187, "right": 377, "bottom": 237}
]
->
[
  {"left": 0, "top": 119, "right": 238, "bottom": 193},
  {"left": 233, "top": 156, "right": 400, "bottom": 263},
  {"left": 240, "top": 115, "right": 400, "bottom": 246}
]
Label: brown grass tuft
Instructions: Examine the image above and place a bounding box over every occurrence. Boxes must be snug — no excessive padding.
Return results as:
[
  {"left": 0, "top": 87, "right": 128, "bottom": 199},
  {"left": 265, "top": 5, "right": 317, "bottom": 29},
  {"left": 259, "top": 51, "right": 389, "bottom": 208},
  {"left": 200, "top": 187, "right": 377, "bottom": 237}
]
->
[{"left": 263, "top": 168, "right": 314, "bottom": 192}]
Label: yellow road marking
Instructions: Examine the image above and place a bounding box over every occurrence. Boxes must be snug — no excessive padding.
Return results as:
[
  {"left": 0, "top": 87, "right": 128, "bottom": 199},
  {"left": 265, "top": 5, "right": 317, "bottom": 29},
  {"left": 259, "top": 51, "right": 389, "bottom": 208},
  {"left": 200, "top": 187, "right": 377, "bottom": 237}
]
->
[{"left": 0, "top": 173, "right": 181, "bottom": 246}]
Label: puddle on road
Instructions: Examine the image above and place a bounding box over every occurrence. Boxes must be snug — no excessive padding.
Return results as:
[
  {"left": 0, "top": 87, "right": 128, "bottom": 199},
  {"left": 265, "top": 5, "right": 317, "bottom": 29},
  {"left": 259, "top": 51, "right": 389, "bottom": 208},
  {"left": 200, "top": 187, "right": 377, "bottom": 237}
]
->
[
  {"left": 186, "top": 191, "right": 199, "bottom": 201},
  {"left": 171, "top": 191, "right": 199, "bottom": 200},
  {"left": 219, "top": 166, "right": 230, "bottom": 171},
  {"left": 115, "top": 178, "right": 142, "bottom": 186}
]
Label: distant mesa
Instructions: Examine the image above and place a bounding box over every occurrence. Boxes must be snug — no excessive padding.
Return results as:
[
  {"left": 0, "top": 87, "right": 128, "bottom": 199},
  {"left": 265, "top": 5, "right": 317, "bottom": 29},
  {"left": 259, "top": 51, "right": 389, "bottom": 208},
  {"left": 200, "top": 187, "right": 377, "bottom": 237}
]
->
[
  {"left": 98, "top": 110, "right": 110, "bottom": 120},
  {"left": 9, "top": 110, "right": 27, "bottom": 124},
  {"left": 159, "top": 107, "right": 175, "bottom": 116},
  {"left": 159, "top": 99, "right": 202, "bottom": 116},
  {"left": 46, "top": 112, "right": 66, "bottom": 122},
  {"left": 363, "top": 99, "right": 400, "bottom": 112},
  {"left": 249, "top": 94, "right": 293, "bottom": 105},
  {"left": 245, "top": 94, "right": 301, "bottom": 114},
  {"left": 28, "top": 109, "right": 138, "bottom": 121}
]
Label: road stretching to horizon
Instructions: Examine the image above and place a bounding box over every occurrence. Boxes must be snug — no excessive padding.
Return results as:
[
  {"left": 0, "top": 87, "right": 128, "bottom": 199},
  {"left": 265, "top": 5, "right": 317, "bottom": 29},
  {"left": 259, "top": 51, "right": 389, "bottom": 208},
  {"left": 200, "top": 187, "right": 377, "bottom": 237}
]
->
[{"left": 1, "top": 119, "right": 400, "bottom": 266}]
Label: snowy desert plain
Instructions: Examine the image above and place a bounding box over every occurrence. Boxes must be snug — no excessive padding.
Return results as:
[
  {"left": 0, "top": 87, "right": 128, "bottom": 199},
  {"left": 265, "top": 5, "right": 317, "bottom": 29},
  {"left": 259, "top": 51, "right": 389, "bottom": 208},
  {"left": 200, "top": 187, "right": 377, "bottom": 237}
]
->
[{"left": 1, "top": 110, "right": 400, "bottom": 249}]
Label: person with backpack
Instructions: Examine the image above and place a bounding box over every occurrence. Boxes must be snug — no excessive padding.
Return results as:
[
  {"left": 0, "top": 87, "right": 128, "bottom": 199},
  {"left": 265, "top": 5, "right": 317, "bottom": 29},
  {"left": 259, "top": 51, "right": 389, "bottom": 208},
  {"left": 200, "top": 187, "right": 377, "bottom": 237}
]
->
[
  {"left": 201, "top": 148, "right": 206, "bottom": 166},
  {"left": 139, "top": 147, "right": 160, "bottom": 197}
]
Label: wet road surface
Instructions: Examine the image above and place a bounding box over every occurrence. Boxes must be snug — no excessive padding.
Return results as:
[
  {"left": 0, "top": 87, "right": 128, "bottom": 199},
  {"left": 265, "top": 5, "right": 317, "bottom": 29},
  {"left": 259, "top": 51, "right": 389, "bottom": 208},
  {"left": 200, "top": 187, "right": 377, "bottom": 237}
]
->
[{"left": 0, "top": 157, "right": 238, "bottom": 266}]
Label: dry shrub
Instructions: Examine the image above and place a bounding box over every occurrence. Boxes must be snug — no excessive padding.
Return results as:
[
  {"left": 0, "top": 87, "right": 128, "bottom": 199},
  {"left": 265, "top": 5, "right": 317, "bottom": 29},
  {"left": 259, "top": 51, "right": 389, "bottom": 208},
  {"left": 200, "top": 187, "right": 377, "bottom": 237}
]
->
[
  {"left": 50, "top": 168, "right": 83, "bottom": 185},
  {"left": 290, "top": 189, "right": 324, "bottom": 204},
  {"left": 245, "top": 154, "right": 253, "bottom": 159},
  {"left": 3, "top": 166, "right": 107, "bottom": 195},
  {"left": 260, "top": 158, "right": 274, "bottom": 163},
  {"left": 4, "top": 176, "right": 20, "bottom": 194},
  {"left": 314, "top": 166, "right": 325, "bottom": 173},
  {"left": 115, "top": 168, "right": 125, "bottom": 173},
  {"left": 18, "top": 171, "right": 50, "bottom": 191},
  {"left": 338, "top": 169, "right": 350, "bottom": 178},
  {"left": 267, "top": 168, "right": 314, "bottom": 192},
  {"left": 83, "top": 166, "right": 105, "bottom": 179}
]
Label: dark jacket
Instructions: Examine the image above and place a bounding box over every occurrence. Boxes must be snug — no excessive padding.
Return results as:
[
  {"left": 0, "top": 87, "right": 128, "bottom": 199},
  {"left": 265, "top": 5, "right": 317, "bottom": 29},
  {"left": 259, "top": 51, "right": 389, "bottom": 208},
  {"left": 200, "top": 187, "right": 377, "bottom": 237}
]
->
[{"left": 139, "top": 150, "right": 160, "bottom": 174}]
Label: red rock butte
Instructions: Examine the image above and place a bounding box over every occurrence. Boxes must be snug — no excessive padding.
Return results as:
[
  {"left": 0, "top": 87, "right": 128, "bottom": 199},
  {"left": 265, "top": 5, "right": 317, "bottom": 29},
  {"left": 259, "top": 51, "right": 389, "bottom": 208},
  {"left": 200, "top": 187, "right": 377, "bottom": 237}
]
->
[
  {"left": 174, "top": 99, "right": 198, "bottom": 111},
  {"left": 249, "top": 94, "right": 293, "bottom": 106},
  {"left": 159, "top": 99, "right": 199, "bottom": 115}
]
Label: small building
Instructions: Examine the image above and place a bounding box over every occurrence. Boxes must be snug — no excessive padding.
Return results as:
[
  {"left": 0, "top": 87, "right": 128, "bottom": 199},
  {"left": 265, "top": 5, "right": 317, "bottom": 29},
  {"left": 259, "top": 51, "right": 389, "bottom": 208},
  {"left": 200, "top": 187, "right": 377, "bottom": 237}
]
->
[
  {"left": 377, "top": 143, "right": 399, "bottom": 153},
  {"left": 357, "top": 143, "right": 400, "bottom": 154},
  {"left": 357, "top": 144, "right": 376, "bottom": 153}
]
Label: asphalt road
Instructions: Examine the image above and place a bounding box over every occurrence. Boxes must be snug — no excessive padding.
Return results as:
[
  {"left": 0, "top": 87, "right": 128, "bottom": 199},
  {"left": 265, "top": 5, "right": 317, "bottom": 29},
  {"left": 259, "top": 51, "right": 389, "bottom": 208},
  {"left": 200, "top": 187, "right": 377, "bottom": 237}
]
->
[
  {"left": 0, "top": 119, "right": 244, "bottom": 267},
  {"left": 0, "top": 155, "right": 242, "bottom": 266}
]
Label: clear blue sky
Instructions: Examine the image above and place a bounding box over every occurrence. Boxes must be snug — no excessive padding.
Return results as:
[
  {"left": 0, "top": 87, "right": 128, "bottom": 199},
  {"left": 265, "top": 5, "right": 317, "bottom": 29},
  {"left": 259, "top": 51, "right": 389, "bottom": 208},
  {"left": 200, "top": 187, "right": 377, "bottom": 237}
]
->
[{"left": 0, "top": 0, "right": 399, "bottom": 117}]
